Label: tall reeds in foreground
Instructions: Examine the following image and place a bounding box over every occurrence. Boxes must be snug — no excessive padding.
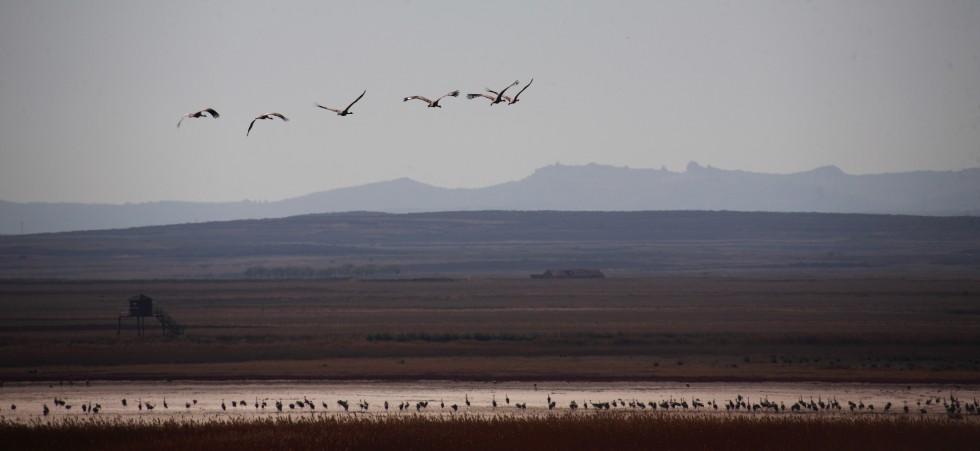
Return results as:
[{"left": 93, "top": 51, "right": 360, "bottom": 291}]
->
[{"left": 2, "top": 413, "right": 978, "bottom": 451}]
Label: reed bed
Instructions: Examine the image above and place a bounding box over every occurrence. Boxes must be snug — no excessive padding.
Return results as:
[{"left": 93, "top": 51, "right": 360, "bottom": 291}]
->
[{"left": 3, "top": 412, "right": 978, "bottom": 451}]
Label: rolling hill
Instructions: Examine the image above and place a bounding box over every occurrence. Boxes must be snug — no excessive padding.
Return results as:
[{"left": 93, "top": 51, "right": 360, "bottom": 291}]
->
[
  {"left": 1, "top": 210, "right": 978, "bottom": 279},
  {"left": 2, "top": 163, "right": 978, "bottom": 234}
]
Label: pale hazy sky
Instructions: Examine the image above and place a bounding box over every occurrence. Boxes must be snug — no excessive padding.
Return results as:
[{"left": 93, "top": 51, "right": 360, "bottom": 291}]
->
[{"left": 1, "top": 0, "right": 978, "bottom": 204}]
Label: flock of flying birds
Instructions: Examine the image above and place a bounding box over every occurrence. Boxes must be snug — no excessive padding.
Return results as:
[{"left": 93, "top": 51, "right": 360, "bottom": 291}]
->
[{"left": 176, "top": 79, "right": 534, "bottom": 136}]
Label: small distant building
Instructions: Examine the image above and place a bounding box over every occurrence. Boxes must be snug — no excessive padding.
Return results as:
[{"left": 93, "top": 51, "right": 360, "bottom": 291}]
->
[
  {"left": 118, "top": 294, "right": 184, "bottom": 338},
  {"left": 531, "top": 269, "right": 605, "bottom": 279},
  {"left": 128, "top": 294, "right": 154, "bottom": 317}
]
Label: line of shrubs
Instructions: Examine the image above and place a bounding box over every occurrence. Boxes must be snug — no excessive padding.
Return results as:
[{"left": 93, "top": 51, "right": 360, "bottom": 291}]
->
[{"left": 244, "top": 263, "right": 400, "bottom": 279}]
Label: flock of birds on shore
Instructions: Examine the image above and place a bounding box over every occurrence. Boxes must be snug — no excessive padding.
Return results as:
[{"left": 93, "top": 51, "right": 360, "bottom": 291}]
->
[
  {"left": 176, "top": 79, "right": 534, "bottom": 136},
  {"left": 11, "top": 389, "right": 980, "bottom": 420}
]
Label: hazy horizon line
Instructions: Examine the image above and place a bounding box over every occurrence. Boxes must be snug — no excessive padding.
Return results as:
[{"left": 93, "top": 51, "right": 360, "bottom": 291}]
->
[{"left": 4, "top": 161, "right": 979, "bottom": 206}]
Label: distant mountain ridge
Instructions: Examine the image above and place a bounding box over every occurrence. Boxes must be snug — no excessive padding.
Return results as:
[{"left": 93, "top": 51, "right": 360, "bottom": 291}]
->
[{"left": 2, "top": 162, "right": 979, "bottom": 234}]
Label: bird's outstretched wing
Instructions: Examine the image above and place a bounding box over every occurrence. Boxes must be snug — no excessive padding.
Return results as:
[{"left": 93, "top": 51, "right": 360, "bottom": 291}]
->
[
  {"left": 177, "top": 116, "right": 186, "bottom": 128},
  {"left": 436, "top": 90, "right": 460, "bottom": 101},
  {"left": 316, "top": 103, "right": 342, "bottom": 114},
  {"left": 343, "top": 90, "right": 367, "bottom": 113},
  {"left": 404, "top": 95, "right": 433, "bottom": 105},
  {"left": 269, "top": 112, "right": 289, "bottom": 121},
  {"left": 510, "top": 78, "right": 533, "bottom": 103},
  {"left": 497, "top": 80, "right": 519, "bottom": 97},
  {"left": 247, "top": 118, "right": 258, "bottom": 136},
  {"left": 204, "top": 108, "right": 220, "bottom": 118},
  {"left": 467, "top": 93, "right": 495, "bottom": 101}
]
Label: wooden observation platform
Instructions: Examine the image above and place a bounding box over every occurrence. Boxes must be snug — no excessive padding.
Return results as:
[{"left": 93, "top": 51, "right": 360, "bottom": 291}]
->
[{"left": 117, "top": 294, "right": 184, "bottom": 337}]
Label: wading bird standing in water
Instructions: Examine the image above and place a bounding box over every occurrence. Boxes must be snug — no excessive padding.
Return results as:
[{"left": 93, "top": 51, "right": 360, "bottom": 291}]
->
[
  {"left": 246, "top": 112, "right": 289, "bottom": 136},
  {"left": 316, "top": 90, "right": 366, "bottom": 116},
  {"left": 177, "top": 108, "right": 219, "bottom": 128},
  {"left": 403, "top": 90, "right": 460, "bottom": 108}
]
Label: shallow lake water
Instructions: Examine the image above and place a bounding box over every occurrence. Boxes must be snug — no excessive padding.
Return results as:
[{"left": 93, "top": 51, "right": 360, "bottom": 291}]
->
[{"left": 1, "top": 380, "right": 977, "bottom": 423}]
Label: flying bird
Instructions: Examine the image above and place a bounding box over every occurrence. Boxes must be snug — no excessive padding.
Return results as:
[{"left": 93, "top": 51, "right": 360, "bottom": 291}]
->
[
  {"left": 403, "top": 90, "right": 460, "bottom": 108},
  {"left": 246, "top": 112, "right": 289, "bottom": 136},
  {"left": 316, "top": 90, "right": 366, "bottom": 116},
  {"left": 176, "top": 108, "right": 219, "bottom": 128},
  {"left": 486, "top": 80, "right": 519, "bottom": 105},
  {"left": 466, "top": 80, "right": 519, "bottom": 106},
  {"left": 505, "top": 78, "right": 533, "bottom": 105}
]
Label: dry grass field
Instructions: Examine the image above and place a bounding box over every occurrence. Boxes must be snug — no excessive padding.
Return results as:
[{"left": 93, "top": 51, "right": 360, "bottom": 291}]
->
[
  {"left": 3, "top": 413, "right": 979, "bottom": 451},
  {"left": 1, "top": 276, "right": 978, "bottom": 383}
]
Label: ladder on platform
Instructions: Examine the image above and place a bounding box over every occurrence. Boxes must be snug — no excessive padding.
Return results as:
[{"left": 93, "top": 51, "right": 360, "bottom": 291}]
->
[{"left": 154, "top": 309, "right": 184, "bottom": 338}]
